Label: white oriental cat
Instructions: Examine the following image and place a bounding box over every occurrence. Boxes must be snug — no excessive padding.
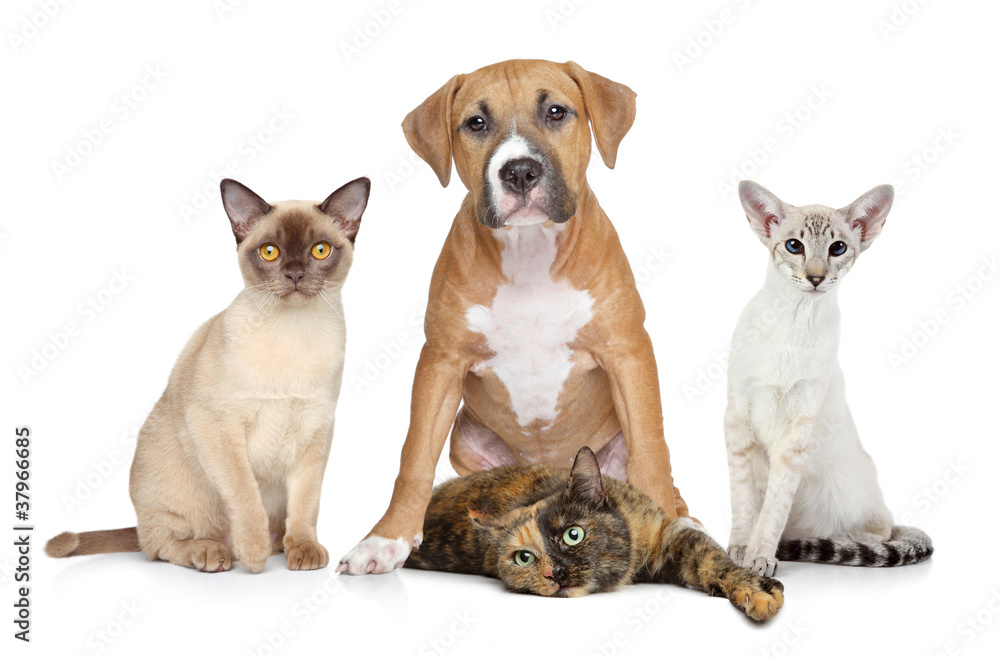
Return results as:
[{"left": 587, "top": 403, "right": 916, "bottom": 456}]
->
[{"left": 724, "top": 180, "right": 932, "bottom": 577}]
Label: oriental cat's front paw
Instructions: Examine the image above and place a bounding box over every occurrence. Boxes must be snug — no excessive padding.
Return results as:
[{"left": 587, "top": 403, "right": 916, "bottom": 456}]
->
[{"left": 742, "top": 548, "right": 779, "bottom": 577}]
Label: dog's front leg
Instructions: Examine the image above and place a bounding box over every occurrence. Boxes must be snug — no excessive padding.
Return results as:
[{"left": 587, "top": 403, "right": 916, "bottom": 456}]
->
[
  {"left": 598, "top": 333, "right": 692, "bottom": 522},
  {"left": 337, "top": 344, "right": 466, "bottom": 575}
]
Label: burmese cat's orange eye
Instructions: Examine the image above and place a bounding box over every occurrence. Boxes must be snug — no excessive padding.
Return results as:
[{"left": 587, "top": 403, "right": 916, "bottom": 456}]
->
[
  {"left": 311, "top": 242, "right": 332, "bottom": 259},
  {"left": 259, "top": 244, "right": 280, "bottom": 261}
]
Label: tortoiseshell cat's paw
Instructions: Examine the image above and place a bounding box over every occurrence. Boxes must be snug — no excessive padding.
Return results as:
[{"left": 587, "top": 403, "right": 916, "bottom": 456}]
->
[
  {"left": 285, "top": 540, "right": 329, "bottom": 571},
  {"left": 188, "top": 539, "right": 232, "bottom": 573},
  {"left": 729, "top": 574, "right": 784, "bottom": 622}
]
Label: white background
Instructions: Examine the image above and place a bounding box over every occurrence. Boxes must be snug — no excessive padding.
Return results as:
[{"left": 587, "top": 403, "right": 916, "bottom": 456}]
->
[{"left": 3, "top": 0, "right": 999, "bottom": 655}]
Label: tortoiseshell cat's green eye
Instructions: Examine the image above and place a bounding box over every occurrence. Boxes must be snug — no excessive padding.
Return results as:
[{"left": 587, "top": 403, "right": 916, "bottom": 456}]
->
[
  {"left": 563, "top": 526, "right": 585, "bottom": 546},
  {"left": 259, "top": 244, "right": 280, "bottom": 261},
  {"left": 514, "top": 550, "right": 535, "bottom": 566}
]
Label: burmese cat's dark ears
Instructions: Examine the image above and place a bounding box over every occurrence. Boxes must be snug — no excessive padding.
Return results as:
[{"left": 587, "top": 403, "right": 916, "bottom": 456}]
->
[
  {"left": 318, "top": 176, "right": 371, "bottom": 244},
  {"left": 220, "top": 179, "right": 273, "bottom": 244},
  {"left": 568, "top": 447, "right": 608, "bottom": 506}
]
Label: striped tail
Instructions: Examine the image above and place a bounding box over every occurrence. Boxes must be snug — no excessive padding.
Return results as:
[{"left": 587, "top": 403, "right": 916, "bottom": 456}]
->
[
  {"left": 776, "top": 526, "right": 932, "bottom": 568},
  {"left": 45, "top": 527, "right": 140, "bottom": 558}
]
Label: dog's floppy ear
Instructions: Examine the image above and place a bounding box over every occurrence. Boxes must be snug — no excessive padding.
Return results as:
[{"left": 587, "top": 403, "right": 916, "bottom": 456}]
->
[
  {"left": 402, "top": 74, "right": 464, "bottom": 187},
  {"left": 564, "top": 62, "right": 637, "bottom": 169}
]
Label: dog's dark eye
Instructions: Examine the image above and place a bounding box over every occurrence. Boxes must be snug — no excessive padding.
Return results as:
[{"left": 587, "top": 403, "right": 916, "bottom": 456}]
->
[
  {"left": 547, "top": 105, "right": 567, "bottom": 121},
  {"left": 785, "top": 239, "right": 804, "bottom": 254},
  {"left": 829, "top": 241, "right": 847, "bottom": 256},
  {"left": 466, "top": 116, "right": 487, "bottom": 132}
]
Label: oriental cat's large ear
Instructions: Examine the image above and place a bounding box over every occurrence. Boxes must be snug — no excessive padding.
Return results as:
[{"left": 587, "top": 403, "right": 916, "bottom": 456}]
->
[
  {"left": 738, "top": 180, "right": 787, "bottom": 244},
  {"left": 840, "top": 184, "right": 894, "bottom": 252}
]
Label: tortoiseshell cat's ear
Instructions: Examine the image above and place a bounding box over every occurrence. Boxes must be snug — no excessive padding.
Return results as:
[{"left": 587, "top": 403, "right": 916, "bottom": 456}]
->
[
  {"left": 468, "top": 508, "right": 500, "bottom": 528},
  {"left": 220, "top": 179, "right": 273, "bottom": 244},
  {"left": 318, "top": 177, "right": 371, "bottom": 244},
  {"left": 568, "top": 447, "right": 608, "bottom": 506}
]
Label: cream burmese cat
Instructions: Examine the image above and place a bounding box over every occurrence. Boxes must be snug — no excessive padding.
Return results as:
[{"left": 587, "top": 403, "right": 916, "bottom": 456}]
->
[
  {"left": 46, "top": 176, "right": 369, "bottom": 572},
  {"left": 725, "top": 181, "right": 932, "bottom": 577}
]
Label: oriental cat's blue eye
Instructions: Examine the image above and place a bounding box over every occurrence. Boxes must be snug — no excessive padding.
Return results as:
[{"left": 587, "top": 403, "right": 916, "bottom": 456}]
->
[{"left": 785, "top": 239, "right": 803, "bottom": 254}]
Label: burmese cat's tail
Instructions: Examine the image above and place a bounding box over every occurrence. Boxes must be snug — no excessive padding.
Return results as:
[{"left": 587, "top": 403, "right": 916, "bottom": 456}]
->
[
  {"left": 45, "top": 527, "right": 140, "bottom": 558},
  {"left": 776, "top": 525, "right": 932, "bottom": 567}
]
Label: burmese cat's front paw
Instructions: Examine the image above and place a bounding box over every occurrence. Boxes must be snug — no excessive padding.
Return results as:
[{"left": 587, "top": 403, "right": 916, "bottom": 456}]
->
[
  {"left": 729, "top": 574, "right": 784, "bottom": 622},
  {"left": 743, "top": 551, "right": 778, "bottom": 577},
  {"left": 232, "top": 526, "right": 272, "bottom": 573},
  {"left": 285, "top": 539, "right": 329, "bottom": 571},
  {"left": 189, "top": 539, "right": 233, "bottom": 573},
  {"left": 336, "top": 535, "right": 411, "bottom": 575}
]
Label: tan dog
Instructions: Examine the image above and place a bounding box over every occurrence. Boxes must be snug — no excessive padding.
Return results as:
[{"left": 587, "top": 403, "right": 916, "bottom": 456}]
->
[{"left": 338, "top": 59, "right": 695, "bottom": 575}]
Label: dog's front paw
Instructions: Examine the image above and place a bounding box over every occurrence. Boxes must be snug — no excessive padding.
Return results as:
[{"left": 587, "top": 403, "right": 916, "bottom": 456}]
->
[
  {"left": 336, "top": 535, "right": 411, "bottom": 575},
  {"left": 742, "top": 550, "right": 778, "bottom": 577}
]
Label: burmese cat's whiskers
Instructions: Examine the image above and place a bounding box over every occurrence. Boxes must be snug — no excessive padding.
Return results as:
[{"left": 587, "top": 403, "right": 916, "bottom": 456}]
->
[
  {"left": 46, "top": 176, "right": 370, "bottom": 572},
  {"left": 405, "top": 447, "right": 784, "bottom": 622},
  {"left": 725, "top": 180, "right": 932, "bottom": 577}
]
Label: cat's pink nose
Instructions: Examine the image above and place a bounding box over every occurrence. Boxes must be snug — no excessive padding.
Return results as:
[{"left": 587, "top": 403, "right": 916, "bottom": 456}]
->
[
  {"left": 543, "top": 565, "right": 565, "bottom": 582},
  {"left": 286, "top": 271, "right": 305, "bottom": 286},
  {"left": 806, "top": 275, "right": 824, "bottom": 287}
]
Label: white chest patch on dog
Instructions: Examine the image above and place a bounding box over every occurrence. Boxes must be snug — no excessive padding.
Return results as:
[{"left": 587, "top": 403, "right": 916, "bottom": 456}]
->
[{"left": 466, "top": 223, "right": 594, "bottom": 429}]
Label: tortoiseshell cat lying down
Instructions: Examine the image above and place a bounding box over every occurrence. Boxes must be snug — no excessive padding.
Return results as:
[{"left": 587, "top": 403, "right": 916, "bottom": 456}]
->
[{"left": 405, "top": 447, "right": 784, "bottom": 621}]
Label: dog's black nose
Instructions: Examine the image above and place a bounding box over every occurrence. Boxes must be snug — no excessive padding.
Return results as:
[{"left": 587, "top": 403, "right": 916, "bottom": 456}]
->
[
  {"left": 499, "top": 157, "right": 542, "bottom": 196},
  {"left": 806, "top": 275, "right": 824, "bottom": 288}
]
